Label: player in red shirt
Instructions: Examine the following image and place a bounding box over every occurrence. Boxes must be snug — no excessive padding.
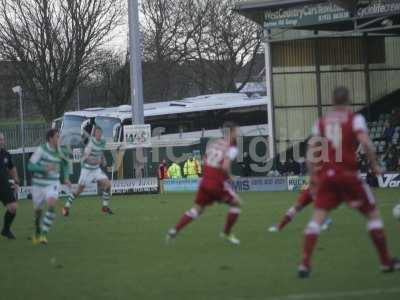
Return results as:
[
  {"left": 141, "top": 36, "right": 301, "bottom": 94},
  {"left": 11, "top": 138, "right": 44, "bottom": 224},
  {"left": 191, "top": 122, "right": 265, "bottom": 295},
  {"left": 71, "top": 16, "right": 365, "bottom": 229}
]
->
[
  {"left": 166, "top": 122, "right": 242, "bottom": 245},
  {"left": 298, "top": 87, "right": 400, "bottom": 278}
]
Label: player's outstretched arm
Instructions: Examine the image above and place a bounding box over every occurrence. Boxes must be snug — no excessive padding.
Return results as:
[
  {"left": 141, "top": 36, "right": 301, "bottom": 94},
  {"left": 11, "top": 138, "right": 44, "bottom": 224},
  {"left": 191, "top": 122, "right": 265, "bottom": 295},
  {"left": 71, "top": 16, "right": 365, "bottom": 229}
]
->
[
  {"left": 61, "top": 159, "right": 71, "bottom": 187},
  {"left": 353, "top": 114, "right": 381, "bottom": 175},
  {"left": 81, "top": 145, "right": 91, "bottom": 163},
  {"left": 8, "top": 166, "right": 19, "bottom": 185},
  {"left": 222, "top": 147, "right": 238, "bottom": 179},
  {"left": 305, "top": 139, "right": 319, "bottom": 176},
  {"left": 222, "top": 157, "right": 232, "bottom": 179},
  {"left": 28, "top": 148, "right": 46, "bottom": 173}
]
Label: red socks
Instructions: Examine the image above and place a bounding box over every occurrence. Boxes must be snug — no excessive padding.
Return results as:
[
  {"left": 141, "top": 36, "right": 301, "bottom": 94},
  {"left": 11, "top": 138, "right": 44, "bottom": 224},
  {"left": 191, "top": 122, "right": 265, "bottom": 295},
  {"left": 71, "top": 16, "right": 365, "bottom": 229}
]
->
[
  {"left": 302, "top": 234, "right": 319, "bottom": 269},
  {"left": 175, "top": 207, "right": 241, "bottom": 235},
  {"left": 278, "top": 215, "right": 292, "bottom": 231},
  {"left": 175, "top": 208, "right": 199, "bottom": 232},
  {"left": 301, "top": 221, "right": 321, "bottom": 269},
  {"left": 224, "top": 207, "right": 241, "bottom": 235},
  {"left": 278, "top": 207, "right": 297, "bottom": 230},
  {"left": 368, "top": 219, "right": 392, "bottom": 266}
]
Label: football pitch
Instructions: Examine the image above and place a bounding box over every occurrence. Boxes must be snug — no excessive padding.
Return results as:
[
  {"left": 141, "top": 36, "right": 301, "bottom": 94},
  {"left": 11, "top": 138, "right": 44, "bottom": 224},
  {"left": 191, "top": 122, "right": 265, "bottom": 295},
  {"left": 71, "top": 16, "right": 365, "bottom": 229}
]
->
[{"left": 1, "top": 189, "right": 399, "bottom": 300}]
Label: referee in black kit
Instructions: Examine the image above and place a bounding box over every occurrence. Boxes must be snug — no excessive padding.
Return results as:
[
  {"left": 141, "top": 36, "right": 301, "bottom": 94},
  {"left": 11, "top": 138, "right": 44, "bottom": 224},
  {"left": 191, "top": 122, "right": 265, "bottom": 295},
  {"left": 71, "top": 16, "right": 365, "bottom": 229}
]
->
[{"left": 0, "top": 132, "right": 19, "bottom": 239}]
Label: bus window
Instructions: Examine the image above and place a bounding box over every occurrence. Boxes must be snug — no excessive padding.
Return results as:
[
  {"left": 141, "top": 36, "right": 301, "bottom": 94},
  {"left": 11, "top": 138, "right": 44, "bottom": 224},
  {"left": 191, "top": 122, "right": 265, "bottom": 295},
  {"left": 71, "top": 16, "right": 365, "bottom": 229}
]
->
[
  {"left": 52, "top": 117, "right": 63, "bottom": 130},
  {"left": 61, "top": 115, "right": 87, "bottom": 146},
  {"left": 94, "top": 116, "right": 122, "bottom": 142}
]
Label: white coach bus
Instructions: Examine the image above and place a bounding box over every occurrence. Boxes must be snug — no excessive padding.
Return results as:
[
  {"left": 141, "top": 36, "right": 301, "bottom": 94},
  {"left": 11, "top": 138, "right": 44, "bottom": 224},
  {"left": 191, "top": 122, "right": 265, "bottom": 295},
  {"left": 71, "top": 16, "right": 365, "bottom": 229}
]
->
[{"left": 55, "top": 93, "right": 269, "bottom": 145}]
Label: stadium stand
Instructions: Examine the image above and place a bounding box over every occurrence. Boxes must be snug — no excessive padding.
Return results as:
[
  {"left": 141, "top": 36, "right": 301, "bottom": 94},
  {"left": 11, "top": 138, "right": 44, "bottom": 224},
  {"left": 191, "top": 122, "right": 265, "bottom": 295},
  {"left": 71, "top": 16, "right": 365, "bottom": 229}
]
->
[
  {"left": 364, "top": 108, "right": 400, "bottom": 173},
  {"left": 269, "top": 90, "right": 400, "bottom": 177}
]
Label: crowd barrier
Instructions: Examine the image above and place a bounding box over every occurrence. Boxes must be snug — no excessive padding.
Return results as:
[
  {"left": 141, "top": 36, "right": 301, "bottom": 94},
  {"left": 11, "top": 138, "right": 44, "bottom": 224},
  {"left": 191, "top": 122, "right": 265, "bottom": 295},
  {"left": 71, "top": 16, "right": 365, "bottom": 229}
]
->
[
  {"left": 360, "top": 173, "right": 400, "bottom": 188},
  {"left": 163, "top": 176, "right": 288, "bottom": 193},
  {"left": 163, "top": 173, "right": 400, "bottom": 193},
  {"left": 16, "top": 173, "right": 399, "bottom": 199},
  {"left": 378, "top": 173, "right": 400, "bottom": 188},
  {"left": 17, "top": 177, "right": 159, "bottom": 199}
]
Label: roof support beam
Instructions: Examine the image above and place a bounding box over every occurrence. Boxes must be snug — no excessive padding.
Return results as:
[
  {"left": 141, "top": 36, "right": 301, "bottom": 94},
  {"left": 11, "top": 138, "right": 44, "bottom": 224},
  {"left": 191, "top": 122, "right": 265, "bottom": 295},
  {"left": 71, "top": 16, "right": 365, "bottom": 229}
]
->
[{"left": 263, "top": 25, "right": 400, "bottom": 43}]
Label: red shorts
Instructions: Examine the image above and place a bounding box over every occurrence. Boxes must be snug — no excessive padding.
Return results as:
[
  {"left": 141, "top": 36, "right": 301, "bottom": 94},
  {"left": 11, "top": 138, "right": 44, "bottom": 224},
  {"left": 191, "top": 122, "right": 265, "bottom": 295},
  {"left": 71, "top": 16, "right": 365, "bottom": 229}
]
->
[
  {"left": 315, "top": 168, "right": 376, "bottom": 214},
  {"left": 297, "top": 188, "right": 314, "bottom": 208},
  {"left": 195, "top": 180, "right": 237, "bottom": 206}
]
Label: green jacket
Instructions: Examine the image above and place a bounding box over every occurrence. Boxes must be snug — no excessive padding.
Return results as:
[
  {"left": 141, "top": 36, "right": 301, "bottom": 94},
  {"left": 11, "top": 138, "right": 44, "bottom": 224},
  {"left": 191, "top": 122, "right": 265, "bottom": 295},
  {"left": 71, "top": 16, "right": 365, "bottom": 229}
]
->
[
  {"left": 168, "top": 163, "right": 182, "bottom": 179},
  {"left": 184, "top": 159, "right": 198, "bottom": 178}
]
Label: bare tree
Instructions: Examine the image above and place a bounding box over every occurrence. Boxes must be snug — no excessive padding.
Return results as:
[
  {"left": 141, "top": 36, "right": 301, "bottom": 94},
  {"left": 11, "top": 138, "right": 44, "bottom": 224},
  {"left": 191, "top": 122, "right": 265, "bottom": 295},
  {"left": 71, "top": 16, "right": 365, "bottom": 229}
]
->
[
  {"left": 186, "top": 0, "right": 262, "bottom": 93},
  {"left": 140, "top": 0, "right": 262, "bottom": 97},
  {"left": 141, "top": 0, "right": 196, "bottom": 63},
  {"left": 140, "top": 0, "right": 200, "bottom": 100},
  {"left": 0, "top": 0, "right": 124, "bottom": 122},
  {"left": 97, "top": 51, "right": 130, "bottom": 106}
]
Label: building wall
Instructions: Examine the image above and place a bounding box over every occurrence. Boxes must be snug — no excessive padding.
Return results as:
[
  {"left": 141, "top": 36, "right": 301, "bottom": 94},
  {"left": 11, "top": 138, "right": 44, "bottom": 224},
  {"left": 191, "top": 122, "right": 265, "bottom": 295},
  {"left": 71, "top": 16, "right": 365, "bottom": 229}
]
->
[
  {"left": 370, "top": 36, "right": 400, "bottom": 100},
  {"left": 270, "top": 34, "right": 400, "bottom": 153}
]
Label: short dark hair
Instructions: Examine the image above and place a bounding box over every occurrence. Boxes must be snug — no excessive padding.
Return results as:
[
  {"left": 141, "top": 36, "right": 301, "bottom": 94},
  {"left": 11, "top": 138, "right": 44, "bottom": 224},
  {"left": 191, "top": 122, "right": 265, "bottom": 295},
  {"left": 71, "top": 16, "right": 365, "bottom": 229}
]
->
[
  {"left": 333, "top": 86, "right": 350, "bottom": 105},
  {"left": 223, "top": 121, "right": 237, "bottom": 130},
  {"left": 94, "top": 126, "right": 102, "bottom": 133},
  {"left": 46, "top": 128, "right": 59, "bottom": 141}
]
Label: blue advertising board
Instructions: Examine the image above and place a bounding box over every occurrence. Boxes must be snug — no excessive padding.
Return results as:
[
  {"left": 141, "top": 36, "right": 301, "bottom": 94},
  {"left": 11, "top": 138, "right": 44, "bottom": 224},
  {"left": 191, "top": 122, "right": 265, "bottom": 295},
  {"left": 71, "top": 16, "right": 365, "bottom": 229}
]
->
[
  {"left": 163, "top": 179, "right": 200, "bottom": 192},
  {"left": 163, "top": 177, "right": 287, "bottom": 193},
  {"left": 230, "top": 177, "right": 287, "bottom": 192}
]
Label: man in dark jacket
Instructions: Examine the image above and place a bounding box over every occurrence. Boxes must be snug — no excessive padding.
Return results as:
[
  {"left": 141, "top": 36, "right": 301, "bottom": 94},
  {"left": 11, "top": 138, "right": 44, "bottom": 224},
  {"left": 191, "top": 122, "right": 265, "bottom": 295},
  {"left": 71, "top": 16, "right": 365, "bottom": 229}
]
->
[{"left": 0, "top": 132, "right": 19, "bottom": 239}]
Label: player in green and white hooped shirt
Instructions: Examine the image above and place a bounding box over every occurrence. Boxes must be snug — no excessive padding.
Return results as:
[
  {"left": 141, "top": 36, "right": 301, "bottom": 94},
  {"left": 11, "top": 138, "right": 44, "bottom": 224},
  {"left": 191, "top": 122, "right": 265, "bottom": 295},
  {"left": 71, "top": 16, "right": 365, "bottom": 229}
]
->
[
  {"left": 62, "top": 127, "right": 113, "bottom": 216},
  {"left": 28, "top": 129, "right": 71, "bottom": 245}
]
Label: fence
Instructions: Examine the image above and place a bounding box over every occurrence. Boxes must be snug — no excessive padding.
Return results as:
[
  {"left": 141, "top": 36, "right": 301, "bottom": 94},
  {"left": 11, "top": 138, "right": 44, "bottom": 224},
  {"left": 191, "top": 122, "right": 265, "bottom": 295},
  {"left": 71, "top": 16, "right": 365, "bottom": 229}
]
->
[{"left": 0, "top": 123, "right": 49, "bottom": 149}]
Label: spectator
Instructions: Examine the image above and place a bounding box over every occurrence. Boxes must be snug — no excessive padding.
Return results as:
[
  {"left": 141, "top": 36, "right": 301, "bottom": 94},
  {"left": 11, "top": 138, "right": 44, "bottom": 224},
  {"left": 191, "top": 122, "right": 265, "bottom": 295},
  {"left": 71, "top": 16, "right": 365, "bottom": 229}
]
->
[
  {"left": 240, "top": 152, "right": 252, "bottom": 177},
  {"left": 267, "top": 169, "right": 281, "bottom": 177},
  {"left": 390, "top": 108, "right": 400, "bottom": 127},
  {"left": 299, "top": 161, "right": 307, "bottom": 175},
  {"left": 383, "top": 151, "right": 397, "bottom": 172},
  {"left": 158, "top": 159, "right": 169, "bottom": 180},
  {"left": 288, "top": 158, "right": 300, "bottom": 175},
  {"left": 280, "top": 160, "right": 290, "bottom": 176},
  {"left": 366, "top": 170, "right": 379, "bottom": 187},
  {"left": 183, "top": 155, "right": 198, "bottom": 179},
  {"left": 358, "top": 154, "right": 368, "bottom": 173},
  {"left": 379, "top": 154, "right": 387, "bottom": 173},
  {"left": 382, "top": 120, "right": 395, "bottom": 145},
  {"left": 167, "top": 162, "right": 182, "bottom": 179},
  {"left": 194, "top": 155, "right": 202, "bottom": 177},
  {"left": 280, "top": 158, "right": 300, "bottom": 176},
  {"left": 158, "top": 159, "right": 169, "bottom": 193}
]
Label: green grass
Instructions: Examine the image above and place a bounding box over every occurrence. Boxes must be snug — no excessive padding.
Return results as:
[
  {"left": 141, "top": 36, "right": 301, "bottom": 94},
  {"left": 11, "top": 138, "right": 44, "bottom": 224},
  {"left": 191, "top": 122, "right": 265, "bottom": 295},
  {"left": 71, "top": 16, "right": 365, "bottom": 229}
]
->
[
  {"left": 0, "top": 118, "right": 46, "bottom": 127},
  {"left": 1, "top": 190, "right": 400, "bottom": 300}
]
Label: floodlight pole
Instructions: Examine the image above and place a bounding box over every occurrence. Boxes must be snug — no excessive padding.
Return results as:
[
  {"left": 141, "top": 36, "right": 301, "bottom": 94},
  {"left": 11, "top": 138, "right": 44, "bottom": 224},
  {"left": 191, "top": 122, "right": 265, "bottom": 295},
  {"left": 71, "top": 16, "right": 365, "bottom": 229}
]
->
[
  {"left": 13, "top": 87, "right": 27, "bottom": 186},
  {"left": 128, "top": 0, "right": 144, "bottom": 125},
  {"left": 264, "top": 38, "right": 276, "bottom": 160},
  {"left": 128, "top": 0, "right": 146, "bottom": 178}
]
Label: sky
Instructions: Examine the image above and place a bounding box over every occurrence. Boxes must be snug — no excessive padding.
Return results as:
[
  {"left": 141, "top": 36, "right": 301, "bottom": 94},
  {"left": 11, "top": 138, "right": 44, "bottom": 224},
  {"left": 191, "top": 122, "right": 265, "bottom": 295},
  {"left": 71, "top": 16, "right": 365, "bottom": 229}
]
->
[
  {"left": 104, "top": 2, "right": 145, "bottom": 54},
  {"left": 106, "top": 22, "right": 129, "bottom": 53},
  {"left": 104, "top": 10, "right": 129, "bottom": 53}
]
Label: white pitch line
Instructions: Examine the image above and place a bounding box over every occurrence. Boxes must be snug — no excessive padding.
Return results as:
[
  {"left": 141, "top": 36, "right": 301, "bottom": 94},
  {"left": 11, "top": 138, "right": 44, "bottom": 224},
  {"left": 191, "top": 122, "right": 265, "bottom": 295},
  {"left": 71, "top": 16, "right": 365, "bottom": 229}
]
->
[{"left": 269, "top": 287, "right": 400, "bottom": 300}]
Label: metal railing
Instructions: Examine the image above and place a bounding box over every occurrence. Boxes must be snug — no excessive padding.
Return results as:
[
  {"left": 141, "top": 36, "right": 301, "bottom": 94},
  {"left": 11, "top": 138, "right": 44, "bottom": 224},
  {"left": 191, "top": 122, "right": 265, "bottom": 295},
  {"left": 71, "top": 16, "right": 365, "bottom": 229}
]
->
[{"left": 0, "top": 123, "right": 49, "bottom": 150}]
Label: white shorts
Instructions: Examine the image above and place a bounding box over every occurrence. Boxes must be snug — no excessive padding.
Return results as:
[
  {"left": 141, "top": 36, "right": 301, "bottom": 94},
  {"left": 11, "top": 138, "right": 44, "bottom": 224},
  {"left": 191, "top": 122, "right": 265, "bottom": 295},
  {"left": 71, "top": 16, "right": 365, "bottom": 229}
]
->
[
  {"left": 32, "top": 184, "right": 60, "bottom": 209},
  {"left": 78, "top": 168, "right": 108, "bottom": 186}
]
